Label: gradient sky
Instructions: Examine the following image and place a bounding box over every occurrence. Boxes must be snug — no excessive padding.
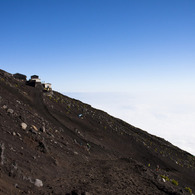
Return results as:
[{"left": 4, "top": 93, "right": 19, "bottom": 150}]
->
[
  {"left": 0, "top": 1, "right": 195, "bottom": 154},
  {"left": 0, "top": 0, "right": 195, "bottom": 92}
]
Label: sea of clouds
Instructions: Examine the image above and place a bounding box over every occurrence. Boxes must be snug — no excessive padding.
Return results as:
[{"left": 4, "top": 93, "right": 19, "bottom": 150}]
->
[{"left": 66, "top": 92, "right": 195, "bottom": 155}]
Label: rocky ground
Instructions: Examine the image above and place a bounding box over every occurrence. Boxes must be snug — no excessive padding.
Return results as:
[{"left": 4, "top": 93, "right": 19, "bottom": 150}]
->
[{"left": 0, "top": 69, "right": 195, "bottom": 195}]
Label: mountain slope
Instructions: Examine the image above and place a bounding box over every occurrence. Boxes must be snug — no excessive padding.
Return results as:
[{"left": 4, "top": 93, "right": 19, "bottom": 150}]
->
[{"left": 0, "top": 69, "right": 194, "bottom": 195}]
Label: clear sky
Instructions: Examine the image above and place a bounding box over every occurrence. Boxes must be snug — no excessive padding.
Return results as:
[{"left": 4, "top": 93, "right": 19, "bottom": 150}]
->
[{"left": 0, "top": 0, "right": 195, "bottom": 154}]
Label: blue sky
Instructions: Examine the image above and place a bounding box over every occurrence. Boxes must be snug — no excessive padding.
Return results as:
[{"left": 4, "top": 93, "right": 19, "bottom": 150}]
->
[
  {"left": 0, "top": 0, "right": 195, "bottom": 92},
  {"left": 0, "top": 0, "right": 195, "bottom": 154}
]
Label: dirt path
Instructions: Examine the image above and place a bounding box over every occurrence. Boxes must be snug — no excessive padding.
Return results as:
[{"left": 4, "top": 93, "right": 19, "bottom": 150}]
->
[{"left": 31, "top": 88, "right": 94, "bottom": 147}]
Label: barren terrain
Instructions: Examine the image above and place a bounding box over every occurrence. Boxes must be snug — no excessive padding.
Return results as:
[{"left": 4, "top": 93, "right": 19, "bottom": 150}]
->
[{"left": 0, "top": 69, "right": 194, "bottom": 195}]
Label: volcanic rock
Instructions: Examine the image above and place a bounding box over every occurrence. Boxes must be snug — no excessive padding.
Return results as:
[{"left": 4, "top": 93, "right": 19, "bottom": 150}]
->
[
  {"left": 0, "top": 69, "right": 194, "bottom": 195},
  {"left": 21, "top": 122, "right": 27, "bottom": 130},
  {"left": 34, "top": 179, "right": 43, "bottom": 187},
  {"left": 7, "top": 108, "right": 14, "bottom": 114}
]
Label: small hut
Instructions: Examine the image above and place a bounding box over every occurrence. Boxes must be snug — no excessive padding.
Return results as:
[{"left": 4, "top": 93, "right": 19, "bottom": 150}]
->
[
  {"left": 26, "top": 75, "right": 41, "bottom": 87},
  {"left": 42, "top": 83, "right": 52, "bottom": 91},
  {"left": 30, "top": 75, "right": 41, "bottom": 83},
  {"left": 13, "top": 73, "right": 27, "bottom": 81}
]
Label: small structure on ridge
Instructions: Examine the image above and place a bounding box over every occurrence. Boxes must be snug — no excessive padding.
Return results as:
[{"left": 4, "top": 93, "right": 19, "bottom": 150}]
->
[
  {"left": 13, "top": 73, "right": 27, "bottom": 81},
  {"left": 30, "top": 75, "right": 41, "bottom": 83},
  {"left": 42, "top": 83, "right": 52, "bottom": 92},
  {"left": 26, "top": 75, "right": 41, "bottom": 87},
  {"left": 26, "top": 75, "right": 52, "bottom": 92}
]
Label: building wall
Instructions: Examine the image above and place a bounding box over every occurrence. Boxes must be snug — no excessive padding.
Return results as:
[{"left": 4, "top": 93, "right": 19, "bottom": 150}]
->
[
  {"left": 31, "top": 78, "right": 41, "bottom": 83},
  {"left": 44, "top": 83, "right": 52, "bottom": 89}
]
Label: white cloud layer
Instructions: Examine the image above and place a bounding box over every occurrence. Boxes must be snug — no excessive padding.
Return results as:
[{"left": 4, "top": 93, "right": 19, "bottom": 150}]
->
[{"left": 66, "top": 92, "right": 195, "bottom": 156}]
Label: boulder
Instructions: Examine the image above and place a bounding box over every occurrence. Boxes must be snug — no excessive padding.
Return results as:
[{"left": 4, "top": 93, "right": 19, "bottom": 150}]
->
[
  {"left": 32, "top": 125, "right": 38, "bottom": 131},
  {"left": 7, "top": 108, "right": 14, "bottom": 114},
  {"left": 2, "top": 105, "right": 7, "bottom": 109},
  {"left": 21, "top": 123, "right": 27, "bottom": 130},
  {"left": 29, "top": 128, "right": 37, "bottom": 135},
  {"left": 34, "top": 179, "right": 43, "bottom": 187},
  {"left": 38, "top": 139, "right": 48, "bottom": 153},
  {"left": 40, "top": 125, "right": 46, "bottom": 133}
]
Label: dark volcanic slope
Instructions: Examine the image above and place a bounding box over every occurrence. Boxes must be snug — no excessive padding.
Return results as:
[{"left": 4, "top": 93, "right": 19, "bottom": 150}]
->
[{"left": 0, "top": 69, "right": 195, "bottom": 195}]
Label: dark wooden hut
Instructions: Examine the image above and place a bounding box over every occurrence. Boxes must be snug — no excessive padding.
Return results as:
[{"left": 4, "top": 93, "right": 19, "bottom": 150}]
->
[{"left": 13, "top": 73, "right": 27, "bottom": 81}]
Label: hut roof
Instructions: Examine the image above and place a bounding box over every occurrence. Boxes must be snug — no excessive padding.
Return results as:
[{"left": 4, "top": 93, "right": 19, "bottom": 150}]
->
[{"left": 31, "top": 75, "right": 39, "bottom": 79}]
